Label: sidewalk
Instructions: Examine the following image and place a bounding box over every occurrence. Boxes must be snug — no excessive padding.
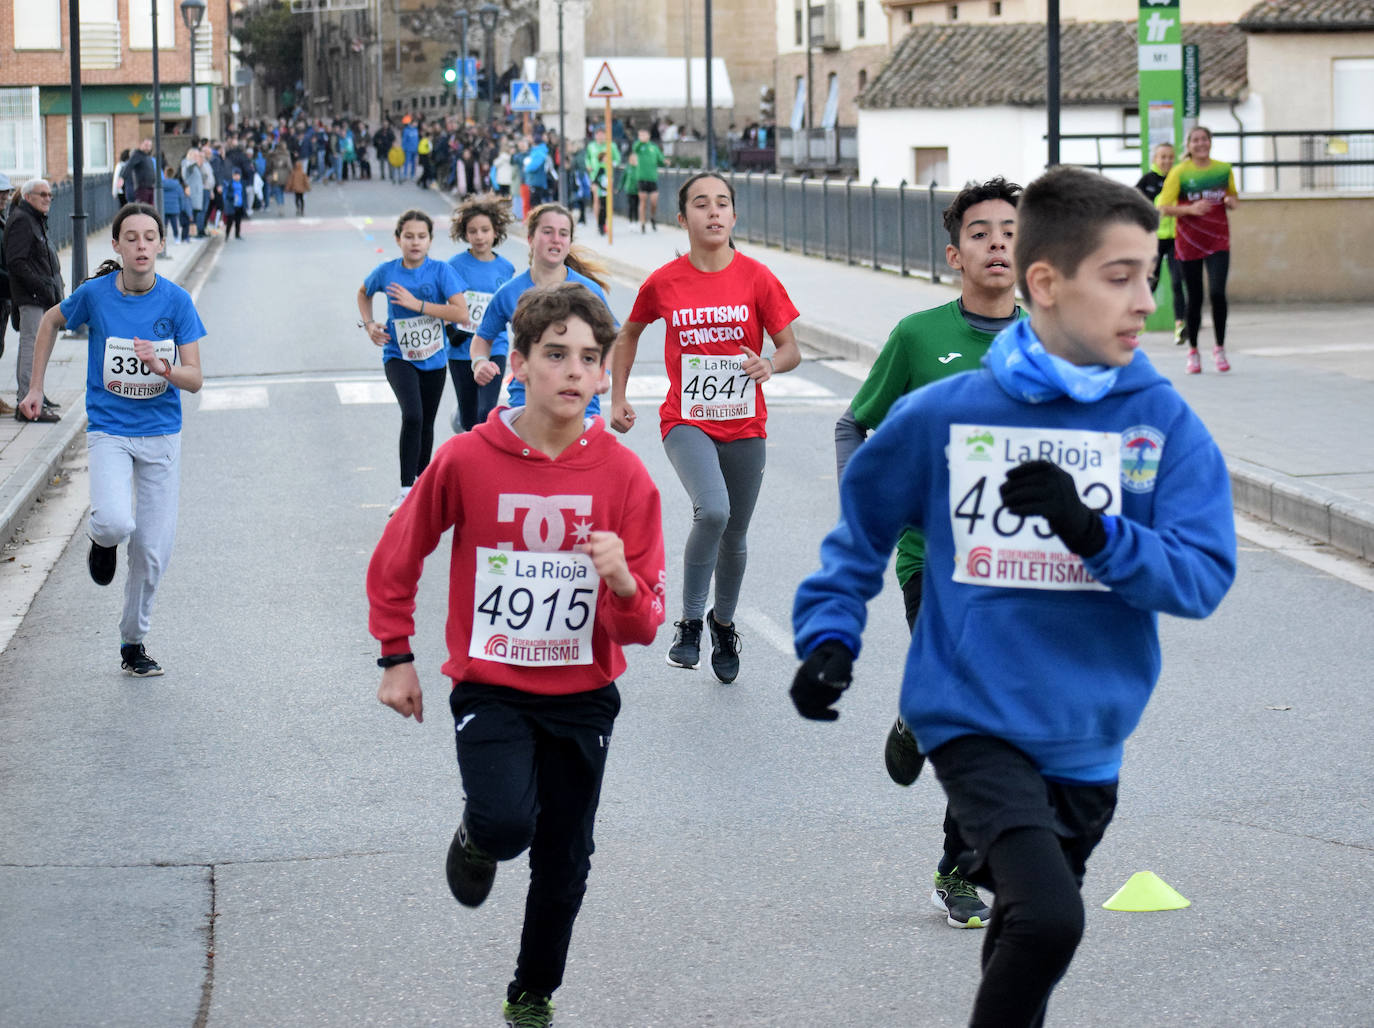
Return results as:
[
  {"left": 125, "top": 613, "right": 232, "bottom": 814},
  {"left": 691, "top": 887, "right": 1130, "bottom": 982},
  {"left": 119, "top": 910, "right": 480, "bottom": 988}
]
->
[
  {"left": 0, "top": 227, "right": 218, "bottom": 546},
  {"left": 586, "top": 213, "right": 1374, "bottom": 563}
]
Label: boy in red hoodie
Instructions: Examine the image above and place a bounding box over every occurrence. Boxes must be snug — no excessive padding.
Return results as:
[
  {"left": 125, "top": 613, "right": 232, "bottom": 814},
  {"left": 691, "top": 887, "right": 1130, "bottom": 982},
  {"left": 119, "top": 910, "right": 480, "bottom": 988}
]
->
[{"left": 367, "top": 282, "right": 666, "bottom": 1028}]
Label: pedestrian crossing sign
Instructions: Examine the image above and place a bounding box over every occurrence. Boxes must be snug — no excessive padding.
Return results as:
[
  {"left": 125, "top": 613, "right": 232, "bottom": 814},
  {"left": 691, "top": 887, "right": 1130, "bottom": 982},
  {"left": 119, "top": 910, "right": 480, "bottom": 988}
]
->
[{"left": 510, "top": 80, "right": 542, "bottom": 112}]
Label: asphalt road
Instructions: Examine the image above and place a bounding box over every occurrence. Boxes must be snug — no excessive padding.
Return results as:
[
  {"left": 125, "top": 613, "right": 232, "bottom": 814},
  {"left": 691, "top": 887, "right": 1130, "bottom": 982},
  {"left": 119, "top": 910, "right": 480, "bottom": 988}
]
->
[{"left": 1, "top": 180, "right": 1371, "bottom": 1027}]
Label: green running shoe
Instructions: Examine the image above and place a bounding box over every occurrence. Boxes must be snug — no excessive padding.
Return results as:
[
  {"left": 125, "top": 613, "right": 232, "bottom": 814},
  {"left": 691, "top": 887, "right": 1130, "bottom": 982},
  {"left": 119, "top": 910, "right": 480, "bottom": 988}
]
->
[
  {"left": 931, "top": 868, "right": 991, "bottom": 928},
  {"left": 503, "top": 989, "right": 554, "bottom": 1027}
]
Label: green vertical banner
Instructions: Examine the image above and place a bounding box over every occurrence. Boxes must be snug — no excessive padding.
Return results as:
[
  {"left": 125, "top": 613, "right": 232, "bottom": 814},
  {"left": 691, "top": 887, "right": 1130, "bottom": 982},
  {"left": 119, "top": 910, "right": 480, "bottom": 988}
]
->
[{"left": 1138, "top": 0, "right": 1184, "bottom": 328}]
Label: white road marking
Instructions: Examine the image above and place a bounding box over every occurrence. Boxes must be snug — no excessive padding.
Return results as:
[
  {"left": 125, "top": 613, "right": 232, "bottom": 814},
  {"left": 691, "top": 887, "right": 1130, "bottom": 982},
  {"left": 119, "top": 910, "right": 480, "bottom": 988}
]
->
[
  {"left": 1243, "top": 342, "right": 1374, "bottom": 358},
  {"left": 1234, "top": 513, "right": 1374, "bottom": 593},
  {"left": 625, "top": 375, "right": 834, "bottom": 401},
  {"left": 198, "top": 386, "right": 270, "bottom": 411},
  {"left": 736, "top": 606, "right": 797, "bottom": 657},
  {"left": 335, "top": 381, "right": 397, "bottom": 405},
  {"left": 818, "top": 359, "right": 874, "bottom": 382}
]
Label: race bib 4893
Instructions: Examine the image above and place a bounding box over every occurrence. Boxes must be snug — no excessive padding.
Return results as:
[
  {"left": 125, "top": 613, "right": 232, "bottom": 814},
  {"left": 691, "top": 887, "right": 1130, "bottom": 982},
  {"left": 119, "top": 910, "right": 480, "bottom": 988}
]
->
[{"left": 947, "top": 424, "right": 1121, "bottom": 592}]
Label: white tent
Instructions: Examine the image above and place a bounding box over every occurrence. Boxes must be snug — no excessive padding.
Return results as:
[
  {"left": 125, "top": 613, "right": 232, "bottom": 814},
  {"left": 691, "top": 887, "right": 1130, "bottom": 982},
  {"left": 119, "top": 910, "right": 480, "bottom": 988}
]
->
[{"left": 582, "top": 57, "right": 734, "bottom": 111}]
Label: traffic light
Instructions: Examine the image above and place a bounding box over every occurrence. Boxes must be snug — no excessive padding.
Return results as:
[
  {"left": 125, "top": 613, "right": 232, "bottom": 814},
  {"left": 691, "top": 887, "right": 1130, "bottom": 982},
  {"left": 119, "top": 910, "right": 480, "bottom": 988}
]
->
[{"left": 442, "top": 50, "right": 459, "bottom": 85}]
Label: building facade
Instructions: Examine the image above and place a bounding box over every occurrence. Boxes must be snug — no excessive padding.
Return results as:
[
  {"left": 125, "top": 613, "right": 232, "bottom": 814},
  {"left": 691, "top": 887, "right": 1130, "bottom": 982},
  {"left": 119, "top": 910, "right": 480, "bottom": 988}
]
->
[{"left": 2, "top": 0, "right": 229, "bottom": 183}]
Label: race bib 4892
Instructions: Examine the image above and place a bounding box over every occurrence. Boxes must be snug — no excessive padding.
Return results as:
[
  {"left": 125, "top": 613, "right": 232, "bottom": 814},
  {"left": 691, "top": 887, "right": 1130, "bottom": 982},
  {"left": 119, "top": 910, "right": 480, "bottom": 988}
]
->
[{"left": 947, "top": 424, "right": 1121, "bottom": 592}]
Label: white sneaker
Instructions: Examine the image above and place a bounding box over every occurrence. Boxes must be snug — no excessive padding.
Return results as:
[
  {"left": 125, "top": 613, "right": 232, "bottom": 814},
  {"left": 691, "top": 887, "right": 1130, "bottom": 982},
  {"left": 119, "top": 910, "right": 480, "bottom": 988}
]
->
[{"left": 388, "top": 486, "right": 412, "bottom": 517}]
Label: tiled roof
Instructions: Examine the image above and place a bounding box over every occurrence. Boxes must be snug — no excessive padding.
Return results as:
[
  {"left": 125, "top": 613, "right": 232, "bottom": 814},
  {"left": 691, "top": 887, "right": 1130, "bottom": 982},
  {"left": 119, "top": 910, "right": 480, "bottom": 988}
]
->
[
  {"left": 1239, "top": 0, "right": 1374, "bottom": 30},
  {"left": 861, "top": 21, "right": 1248, "bottom": 111}
]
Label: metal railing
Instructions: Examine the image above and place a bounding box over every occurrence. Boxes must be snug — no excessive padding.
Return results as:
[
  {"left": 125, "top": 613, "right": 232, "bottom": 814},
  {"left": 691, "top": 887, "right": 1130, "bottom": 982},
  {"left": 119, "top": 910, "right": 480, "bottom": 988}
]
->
[
  {"left": 625, "top": 168, "right": 959, "bottom": 281},
  {"left": 47, "top": 173, "right": 120, "bottom": 252},
  {"left": 1056, "top": 129, "right": 1374, "bottom": 192}
]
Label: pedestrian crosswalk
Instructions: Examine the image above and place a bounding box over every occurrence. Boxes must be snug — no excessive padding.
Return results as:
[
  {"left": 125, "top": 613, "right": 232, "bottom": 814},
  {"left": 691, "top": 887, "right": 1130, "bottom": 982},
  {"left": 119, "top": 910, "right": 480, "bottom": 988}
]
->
[{"left": 194, "top": 370, "right": 849, "bottom": 411}]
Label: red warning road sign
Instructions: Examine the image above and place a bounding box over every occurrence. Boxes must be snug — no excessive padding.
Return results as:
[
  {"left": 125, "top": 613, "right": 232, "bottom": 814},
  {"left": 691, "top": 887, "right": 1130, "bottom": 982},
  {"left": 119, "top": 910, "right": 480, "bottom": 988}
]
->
[{"left": 587, "top": 61, "right": 623, "bottom": 99}]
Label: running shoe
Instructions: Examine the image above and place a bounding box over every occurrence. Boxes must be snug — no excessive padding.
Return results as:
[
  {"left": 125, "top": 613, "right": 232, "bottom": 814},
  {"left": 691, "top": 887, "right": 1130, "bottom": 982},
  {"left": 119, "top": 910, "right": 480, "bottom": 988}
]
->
[
  {"left": 1185, "top": 350, "right": 1201, "bottom": 375},
  {"left": 883, "top": 716, "right": 926, "bottom": 786},
  {"left": 502, "top": 990, "right": 554, "bottom": 1027},
  {"left": 931, "top": 869, "right": 991, "bottom": 929},
  {"left": 445, "top": 817, "right": 497, "bottom": 908},
  {"left": 388, "top": 486, "right": 411, "bottom": 517},
  {"left": 706, "top": 608, "right": 741, "bottom": 684},
  {"left": 666, "top": 617, "right": 703, "bottom": 669},
  {"left": 88, "top": 540, "right": 117, "bottom": 586},
  {"left": 1213, "top": 347, "right": 1231, "bottom": 373},
  {"left": 1174, "top": 320, "right": 1187, "bottom": 346},
  {"left": 120, "top": 643, "right": 164, "bottom": 678}
]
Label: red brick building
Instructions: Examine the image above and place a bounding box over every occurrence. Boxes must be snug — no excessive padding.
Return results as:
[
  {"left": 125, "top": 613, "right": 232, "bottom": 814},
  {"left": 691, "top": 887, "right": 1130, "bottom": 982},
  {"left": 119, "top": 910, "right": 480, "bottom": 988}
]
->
[{"left": 1, "top": 0, "right": 229, "bottom": 183}]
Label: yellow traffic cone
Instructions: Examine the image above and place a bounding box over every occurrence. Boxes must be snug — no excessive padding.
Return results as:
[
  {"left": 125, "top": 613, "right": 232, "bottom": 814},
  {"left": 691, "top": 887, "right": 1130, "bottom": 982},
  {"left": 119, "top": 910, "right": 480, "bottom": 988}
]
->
[{"left": 1102, "top": 871, "right": 1190, "bottom": 912}]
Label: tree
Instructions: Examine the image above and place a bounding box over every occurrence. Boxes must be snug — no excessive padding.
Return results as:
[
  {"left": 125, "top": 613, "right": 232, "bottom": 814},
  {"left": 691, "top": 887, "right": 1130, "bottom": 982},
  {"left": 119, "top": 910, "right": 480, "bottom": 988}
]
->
[{"left": 233, "top": 2, "right": 305, "bottom": 96}]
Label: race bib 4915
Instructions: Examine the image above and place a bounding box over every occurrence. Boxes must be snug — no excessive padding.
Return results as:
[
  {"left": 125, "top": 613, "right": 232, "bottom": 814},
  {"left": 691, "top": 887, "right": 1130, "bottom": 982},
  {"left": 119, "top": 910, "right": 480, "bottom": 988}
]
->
[
  {"left": 470, "top": 547, "right": 598, "bottom": 666},
  {"left": 947, "top": 424, "right": 1121, "bottom": 592}
]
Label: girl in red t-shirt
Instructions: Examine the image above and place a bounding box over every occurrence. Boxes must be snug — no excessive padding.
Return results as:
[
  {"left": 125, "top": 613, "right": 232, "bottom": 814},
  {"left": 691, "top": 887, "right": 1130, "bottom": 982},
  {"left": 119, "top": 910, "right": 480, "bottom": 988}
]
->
[{"left": 610, "top": 173, "right": 801, "bottom": 684}]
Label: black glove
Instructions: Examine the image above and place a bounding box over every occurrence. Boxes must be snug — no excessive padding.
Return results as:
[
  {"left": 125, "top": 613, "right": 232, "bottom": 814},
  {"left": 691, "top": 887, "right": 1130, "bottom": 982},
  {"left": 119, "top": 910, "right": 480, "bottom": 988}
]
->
[
  {"left": 790, "top": 641, "right": 854, "bottom": 722},
  {"left": 999, "top": 460, "right": 1107, "bottom": 558}
]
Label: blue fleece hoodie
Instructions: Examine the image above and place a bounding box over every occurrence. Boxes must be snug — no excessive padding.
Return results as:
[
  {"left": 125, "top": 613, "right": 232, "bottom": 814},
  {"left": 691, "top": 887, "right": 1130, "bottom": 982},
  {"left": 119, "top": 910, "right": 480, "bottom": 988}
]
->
[{"left": 793, "top": 331, "right": 1236, "bottom": 783}]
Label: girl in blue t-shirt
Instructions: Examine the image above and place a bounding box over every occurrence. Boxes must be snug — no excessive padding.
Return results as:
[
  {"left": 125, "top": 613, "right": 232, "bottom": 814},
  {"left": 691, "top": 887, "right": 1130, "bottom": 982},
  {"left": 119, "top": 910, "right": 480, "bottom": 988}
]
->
[
  {"left": 469, "top": 202, "right": 615, "bottom": 414},
  {"left": 445, "top": 193, "right": 515, "bottom": 433},
  {"left": 357, "top": 209, "right": 469, "bottom": 515},
  {"left": 19, "top": 203, "right": 206, "bottom": 679}
]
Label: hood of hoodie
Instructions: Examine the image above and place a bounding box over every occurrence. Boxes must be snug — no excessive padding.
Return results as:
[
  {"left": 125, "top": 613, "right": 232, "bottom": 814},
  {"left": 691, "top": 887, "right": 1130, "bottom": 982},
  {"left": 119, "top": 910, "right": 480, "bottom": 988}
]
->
[{"left": 473, "top": 407, "right": 616, "bottom": 468}]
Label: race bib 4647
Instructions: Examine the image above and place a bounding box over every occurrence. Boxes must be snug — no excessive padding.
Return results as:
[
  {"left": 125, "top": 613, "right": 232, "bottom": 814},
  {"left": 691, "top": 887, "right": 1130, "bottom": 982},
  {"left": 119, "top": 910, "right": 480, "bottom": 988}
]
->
[{"left": 947, "top": 424, "right": 1121, "bottom": 592}]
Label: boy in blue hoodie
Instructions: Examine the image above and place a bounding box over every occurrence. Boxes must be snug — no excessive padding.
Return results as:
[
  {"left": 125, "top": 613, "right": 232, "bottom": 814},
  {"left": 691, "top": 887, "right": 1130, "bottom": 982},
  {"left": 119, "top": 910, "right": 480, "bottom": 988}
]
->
[{"left": 791, "top": 166, "right": 1236, "bottom": 1027}]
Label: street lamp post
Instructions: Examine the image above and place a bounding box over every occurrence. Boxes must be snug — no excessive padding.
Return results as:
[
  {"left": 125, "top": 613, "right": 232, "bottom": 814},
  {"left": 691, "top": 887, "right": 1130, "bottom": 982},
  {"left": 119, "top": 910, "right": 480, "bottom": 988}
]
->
[
  {"left": 182, "top": 0, "right": 206, "bottom": 142},
  {"left": 67, "top": 0, "right": 88, "bottom": 288},
  {"left": 477, "top": 3, "right": 500, "bottom": 121},
  {"left": 455, "top": 10, "right": 470, "bottom": 125},
  {"left": 556, "top": 0, "right": 566, "bottom": 204},
  {"left": 181, "top": 0, "right": 206, "bottom": 142},
  {"left": 151, "top": 0, "right": 169, "bottom": 257}
]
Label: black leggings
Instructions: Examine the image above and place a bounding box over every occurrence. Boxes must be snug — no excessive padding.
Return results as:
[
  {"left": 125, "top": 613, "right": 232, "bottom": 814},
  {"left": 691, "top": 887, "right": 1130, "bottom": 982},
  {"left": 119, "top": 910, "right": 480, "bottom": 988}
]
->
[
  {"left": 448, "top": 352, "right": 506, "bottom": 432},
  {"left": 384, "top": 359, "right": 447, "bottom": 486},
  {"left": 1150, "top": 237, "right": 1187, "bottom": 327},
  {"left": 1181, "top": 250, "right": 1229, "bottom": 350},
  {"left": 971, "top": 828, "right": 1087, "bottom": 1027}
]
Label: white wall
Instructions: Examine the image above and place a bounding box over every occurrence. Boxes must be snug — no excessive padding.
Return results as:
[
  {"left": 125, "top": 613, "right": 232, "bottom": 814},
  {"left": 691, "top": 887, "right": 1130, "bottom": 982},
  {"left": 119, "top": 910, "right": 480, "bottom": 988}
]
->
[{"left": 858, "top": 99, "right": 1265, "bottom": 190}]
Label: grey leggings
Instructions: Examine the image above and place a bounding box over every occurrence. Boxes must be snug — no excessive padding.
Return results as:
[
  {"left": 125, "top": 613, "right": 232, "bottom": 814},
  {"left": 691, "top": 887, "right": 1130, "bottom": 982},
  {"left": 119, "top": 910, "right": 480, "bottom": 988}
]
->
[{"left": 662, "top": 425, "right": 766, "bottom": 624}]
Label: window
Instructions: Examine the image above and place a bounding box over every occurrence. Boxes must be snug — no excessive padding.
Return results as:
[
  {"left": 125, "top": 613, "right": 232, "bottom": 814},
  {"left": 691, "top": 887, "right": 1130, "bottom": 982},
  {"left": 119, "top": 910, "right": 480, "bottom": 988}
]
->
[
  {"left": 948, "top": 4, "right": 959, "bottom": 19},
  {"left": 905, "top": 10, "right": 914, "bottom": 25},
  {"left": 14, "top": 0, "right": 62, "bottom": 48},
  {"left": 858, "top": 69, "right": 868, "bottom": 93},
  {"left": 67, "top": 117, "right": 115, "bottom": 174},
  {"left": 822, "top": 73, "right": 840, "bottom": 129},
  {"left": 0, "top": 88, "right": 45, "bottom": 178},
  {"left": 913, "top": 147, "right": 949, "bottom": 186},
  {"left": 795, "top": 0, "right": 804, "bottom": 45},
  {"left": 857, "top": 0, "right": 866, "bottom": 38},
  {"left": 129, "top": 0, "right": 176, "bottom": 50},
  {"left": 990, "top": 1, "right": 1002, "bottom": 14}
]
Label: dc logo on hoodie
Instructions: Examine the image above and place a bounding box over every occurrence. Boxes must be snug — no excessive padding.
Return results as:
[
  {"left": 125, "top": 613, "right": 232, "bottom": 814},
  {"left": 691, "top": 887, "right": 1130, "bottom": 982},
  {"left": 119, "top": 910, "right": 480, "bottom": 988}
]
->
[{"left": 1121, "top": 427, "right": 1164, "bottom": 493}]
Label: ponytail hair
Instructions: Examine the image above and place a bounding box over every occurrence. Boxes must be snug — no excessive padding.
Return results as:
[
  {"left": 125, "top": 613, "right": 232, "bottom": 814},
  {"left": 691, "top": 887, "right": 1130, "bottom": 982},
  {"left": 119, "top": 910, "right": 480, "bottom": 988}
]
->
[
  {"left": 88, "top": 202, "right": 165, "bottom": 281},
  {"left": 525, "top": 202, "right": 611, "bottom": 292}
]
